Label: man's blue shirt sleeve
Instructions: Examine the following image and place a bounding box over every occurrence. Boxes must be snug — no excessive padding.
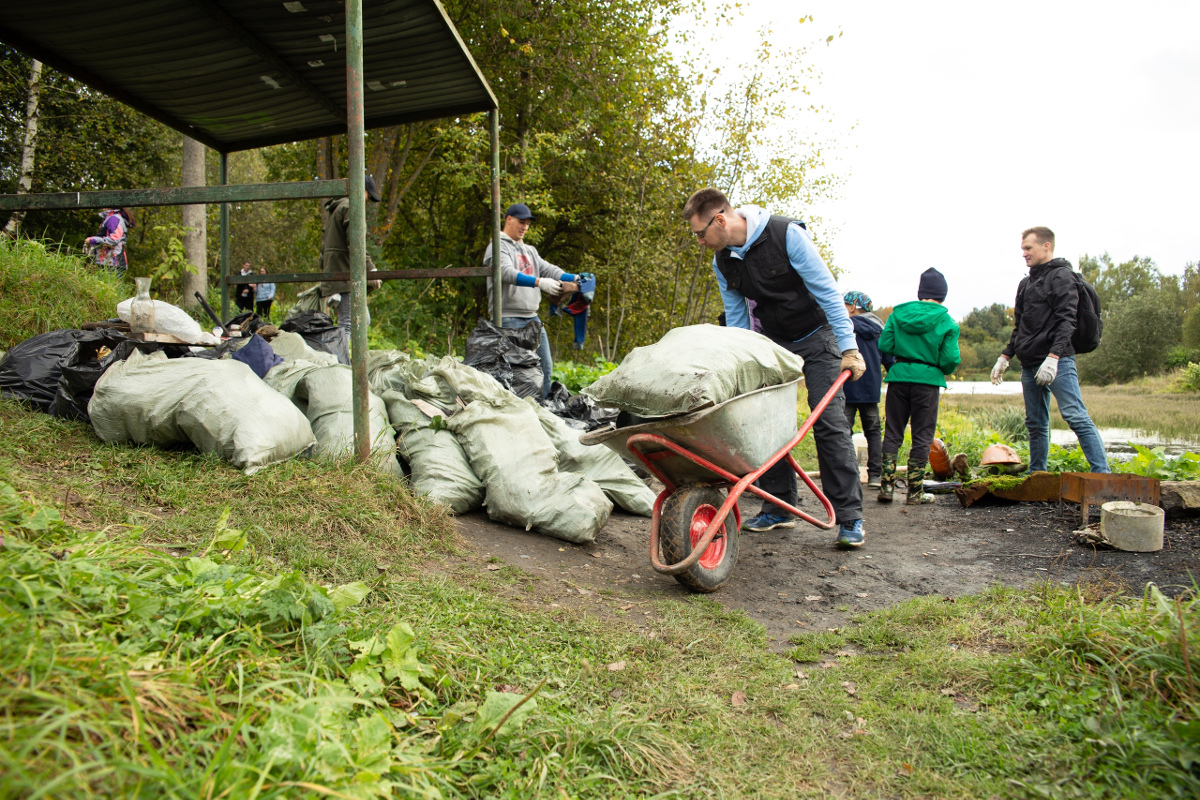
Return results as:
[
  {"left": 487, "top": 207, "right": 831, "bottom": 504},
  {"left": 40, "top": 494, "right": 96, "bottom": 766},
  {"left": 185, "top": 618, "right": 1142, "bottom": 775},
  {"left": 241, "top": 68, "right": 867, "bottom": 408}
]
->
[
  {"left": 785, "top": 224, "right": 856, "bottom": 352},
  {"left": 513, "top": 272, "right": 537, "bottom": 288},
  {"left": 712, "top": 258, "right": 751, "bottom": 329}
]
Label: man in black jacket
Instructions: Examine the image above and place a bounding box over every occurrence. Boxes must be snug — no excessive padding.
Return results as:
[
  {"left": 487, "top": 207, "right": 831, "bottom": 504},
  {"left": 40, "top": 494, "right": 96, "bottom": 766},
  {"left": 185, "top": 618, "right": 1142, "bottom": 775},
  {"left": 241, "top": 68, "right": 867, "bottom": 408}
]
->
[{"left": 991, "top": 227, "right": 1109, "bottom": 473}]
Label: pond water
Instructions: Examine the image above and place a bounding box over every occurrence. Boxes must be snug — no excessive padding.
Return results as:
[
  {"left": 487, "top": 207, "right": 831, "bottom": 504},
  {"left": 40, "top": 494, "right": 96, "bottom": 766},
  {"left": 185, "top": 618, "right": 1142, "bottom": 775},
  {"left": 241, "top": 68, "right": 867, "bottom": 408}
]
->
[
  {"left": 1050, "top": 428, "right": 1200, "bottom": 459},
  {"left": 941, "top": 380, "right": 1024, "bottom": 396}
]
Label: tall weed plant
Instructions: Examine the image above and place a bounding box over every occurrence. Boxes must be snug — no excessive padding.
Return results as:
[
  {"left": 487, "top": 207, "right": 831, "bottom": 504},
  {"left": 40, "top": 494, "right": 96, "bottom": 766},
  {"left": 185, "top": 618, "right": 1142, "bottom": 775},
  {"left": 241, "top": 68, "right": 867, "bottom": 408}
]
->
[{"left": 0, "top": 237, "right": 126, "bottom": 349}]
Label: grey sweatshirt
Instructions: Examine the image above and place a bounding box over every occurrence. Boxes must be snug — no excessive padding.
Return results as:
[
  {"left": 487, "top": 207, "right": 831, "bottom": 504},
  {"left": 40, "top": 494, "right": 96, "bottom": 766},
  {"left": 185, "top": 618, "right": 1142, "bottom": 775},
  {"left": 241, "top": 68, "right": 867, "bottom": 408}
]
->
[{"left": 483, "top": 232, "right": 570, "bottom": 318}]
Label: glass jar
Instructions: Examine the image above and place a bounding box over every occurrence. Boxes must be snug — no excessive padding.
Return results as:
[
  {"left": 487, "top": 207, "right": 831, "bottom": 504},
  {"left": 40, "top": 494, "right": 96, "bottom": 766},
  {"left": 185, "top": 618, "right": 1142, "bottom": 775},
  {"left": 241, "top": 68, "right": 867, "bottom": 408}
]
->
[{"left": 130, "top": 277, "right": 156, "bottom": 334}]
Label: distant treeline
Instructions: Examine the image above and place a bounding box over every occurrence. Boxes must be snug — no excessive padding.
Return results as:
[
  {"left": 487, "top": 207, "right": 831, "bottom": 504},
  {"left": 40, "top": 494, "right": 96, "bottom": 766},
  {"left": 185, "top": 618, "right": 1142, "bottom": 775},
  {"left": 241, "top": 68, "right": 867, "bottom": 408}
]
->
[{"left": 941, "top": 254, "right": 1200, "bottom": 383}]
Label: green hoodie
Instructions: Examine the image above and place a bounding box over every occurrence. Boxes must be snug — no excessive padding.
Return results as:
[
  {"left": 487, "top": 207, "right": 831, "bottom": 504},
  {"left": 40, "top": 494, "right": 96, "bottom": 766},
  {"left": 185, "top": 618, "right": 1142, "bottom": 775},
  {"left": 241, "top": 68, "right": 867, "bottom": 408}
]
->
[{"left": 879, "top": 301, "right": 961, "bottom": 388}]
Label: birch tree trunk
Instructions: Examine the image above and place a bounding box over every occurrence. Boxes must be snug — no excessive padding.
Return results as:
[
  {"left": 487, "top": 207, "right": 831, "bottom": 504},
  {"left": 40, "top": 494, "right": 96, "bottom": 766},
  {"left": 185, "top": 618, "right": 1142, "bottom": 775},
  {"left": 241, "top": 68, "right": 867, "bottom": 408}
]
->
[
  {"left": 180, "top": 136, "right": 207, "bottom": 307},
  {"left": 2, "top": 60, "right": 43, "bottom": 239}
]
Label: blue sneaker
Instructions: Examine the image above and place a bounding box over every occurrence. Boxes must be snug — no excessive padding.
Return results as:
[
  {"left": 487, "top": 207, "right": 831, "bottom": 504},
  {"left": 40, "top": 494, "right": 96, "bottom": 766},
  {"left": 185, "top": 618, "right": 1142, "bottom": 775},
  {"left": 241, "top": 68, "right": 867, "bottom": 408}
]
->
[
  {"left": 742, "top": 512, "right": 796, "bottom": 532},
  {"left": 836, "top": 519, "right": 865, "bottom": 548}
]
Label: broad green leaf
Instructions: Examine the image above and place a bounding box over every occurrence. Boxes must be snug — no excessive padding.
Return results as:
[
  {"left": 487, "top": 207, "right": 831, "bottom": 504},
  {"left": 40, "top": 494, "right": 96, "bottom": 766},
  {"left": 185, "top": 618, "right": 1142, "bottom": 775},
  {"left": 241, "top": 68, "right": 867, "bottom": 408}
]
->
[
  {"left": 328, "top": 581, "right": 371, "bottom": 612},
  {"left": 471, "top": 691, "right": 537, "bottom": 738}
]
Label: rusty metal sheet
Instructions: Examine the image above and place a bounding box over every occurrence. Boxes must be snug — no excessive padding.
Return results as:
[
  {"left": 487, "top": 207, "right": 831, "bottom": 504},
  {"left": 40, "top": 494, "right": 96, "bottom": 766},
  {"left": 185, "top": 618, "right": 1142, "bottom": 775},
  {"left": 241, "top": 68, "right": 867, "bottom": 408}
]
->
[
  {"left": 225, "top": 267, "right": 489, "bottom": 284},
  {"left": 992, "top": 471, "right": 1063, "bottom": 502},
  {"left": 1061, "top": 472, "right": 1160, "bottom": 505},
  {"left": 1060, "top": 472, "right": 1161, "bottom": 526},
  {"left": 955, "top": 483, "right": 990, "bottom": 508}
]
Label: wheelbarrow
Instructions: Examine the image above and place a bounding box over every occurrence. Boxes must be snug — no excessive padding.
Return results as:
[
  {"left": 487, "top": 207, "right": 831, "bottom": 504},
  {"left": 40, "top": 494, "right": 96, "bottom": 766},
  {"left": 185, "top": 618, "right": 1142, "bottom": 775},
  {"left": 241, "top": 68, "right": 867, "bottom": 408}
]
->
[{"left": 580, "top": 371, "right": 851, "bottom": 592}]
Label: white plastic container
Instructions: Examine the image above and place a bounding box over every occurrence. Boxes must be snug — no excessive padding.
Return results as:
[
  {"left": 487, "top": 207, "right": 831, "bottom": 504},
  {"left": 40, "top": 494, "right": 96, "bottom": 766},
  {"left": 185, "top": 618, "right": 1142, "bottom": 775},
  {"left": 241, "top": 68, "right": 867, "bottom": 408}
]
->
[{"left": 1100, "top": 501, "right": 1165, "bottom": 552}]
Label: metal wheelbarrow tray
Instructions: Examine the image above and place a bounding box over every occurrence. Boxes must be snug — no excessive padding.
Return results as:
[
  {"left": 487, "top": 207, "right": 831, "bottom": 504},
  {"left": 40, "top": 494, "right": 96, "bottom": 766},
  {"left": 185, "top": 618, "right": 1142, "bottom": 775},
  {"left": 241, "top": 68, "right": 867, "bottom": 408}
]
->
[{"left": 580, "top": 372, "right": 849, "bottom": 592}]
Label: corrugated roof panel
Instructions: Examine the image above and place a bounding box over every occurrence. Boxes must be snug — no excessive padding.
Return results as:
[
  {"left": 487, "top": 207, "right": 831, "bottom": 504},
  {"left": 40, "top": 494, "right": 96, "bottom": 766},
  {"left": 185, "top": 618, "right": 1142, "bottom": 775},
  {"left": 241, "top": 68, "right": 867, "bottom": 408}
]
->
[{"left": 0, "top": 0, "right": 496, "bottom": 152}]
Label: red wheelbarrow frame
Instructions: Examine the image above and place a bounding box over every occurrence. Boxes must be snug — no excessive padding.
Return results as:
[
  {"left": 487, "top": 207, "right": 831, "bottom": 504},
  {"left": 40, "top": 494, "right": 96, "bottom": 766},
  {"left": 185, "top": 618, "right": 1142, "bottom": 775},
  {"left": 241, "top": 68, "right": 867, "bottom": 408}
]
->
[{"left": 624, "top": 370, "right": 852, "bottom": 576}]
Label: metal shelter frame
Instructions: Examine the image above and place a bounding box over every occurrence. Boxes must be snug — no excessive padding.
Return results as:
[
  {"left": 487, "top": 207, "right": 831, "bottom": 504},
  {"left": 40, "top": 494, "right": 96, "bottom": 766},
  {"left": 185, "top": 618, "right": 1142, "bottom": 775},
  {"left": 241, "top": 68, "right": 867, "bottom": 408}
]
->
[{"left": 0, "top": 0, "right": 505, "bottom": 463}]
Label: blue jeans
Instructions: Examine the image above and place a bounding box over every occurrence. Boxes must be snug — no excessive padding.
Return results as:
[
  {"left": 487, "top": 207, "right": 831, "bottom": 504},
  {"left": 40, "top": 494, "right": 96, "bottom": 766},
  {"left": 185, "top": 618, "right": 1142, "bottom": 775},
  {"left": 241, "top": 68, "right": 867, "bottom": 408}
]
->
[
  {"left": 501, "top": 316, "right": 552, "bottom": 398},
  {"left": 1021, "top": 356, "right": 1109, "bottom": 473}
]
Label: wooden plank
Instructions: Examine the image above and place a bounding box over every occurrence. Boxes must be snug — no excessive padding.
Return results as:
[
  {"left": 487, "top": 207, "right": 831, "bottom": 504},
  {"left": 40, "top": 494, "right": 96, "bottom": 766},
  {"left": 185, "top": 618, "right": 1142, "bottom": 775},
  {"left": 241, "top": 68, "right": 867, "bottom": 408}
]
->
[
  {"left": 226, "top": 267, "right": 490, "bottom": 284},
  {"left": 0, "top": 180, "right": 349, "bottom": 211}
]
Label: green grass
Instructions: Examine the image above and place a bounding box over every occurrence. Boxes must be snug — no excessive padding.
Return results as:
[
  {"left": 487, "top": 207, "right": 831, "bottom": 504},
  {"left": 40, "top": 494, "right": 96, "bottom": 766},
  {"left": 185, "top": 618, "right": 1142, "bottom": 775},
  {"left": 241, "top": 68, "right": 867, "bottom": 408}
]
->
[
  {"left": 0, "top": 238, "right": 126, "bottom": 350},
  {"left": 2, "top": 398, "right": 1199, "bottom": 797},
  {"left": 0, "top": 399, "right": 455, "bottom": 584}
]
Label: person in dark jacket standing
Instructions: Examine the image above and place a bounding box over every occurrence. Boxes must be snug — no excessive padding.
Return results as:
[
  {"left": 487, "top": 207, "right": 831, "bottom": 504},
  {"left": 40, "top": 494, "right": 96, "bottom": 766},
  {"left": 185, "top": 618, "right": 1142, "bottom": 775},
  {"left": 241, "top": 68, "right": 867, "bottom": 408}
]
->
[
  {"left": 319, "top": 173, "right": 383, "bottom": 332},
  {"left": 684, "top": 187, "right": 868, "bottom": 548},
  {"left": 991, "top": 227, "right": 1109, "bottom": 473},
  {"left": 878, "top": 269, "right": 961, "bottom": 504},
  {"left": 842, "top": 291, "right": 895, "bottom": 487}
]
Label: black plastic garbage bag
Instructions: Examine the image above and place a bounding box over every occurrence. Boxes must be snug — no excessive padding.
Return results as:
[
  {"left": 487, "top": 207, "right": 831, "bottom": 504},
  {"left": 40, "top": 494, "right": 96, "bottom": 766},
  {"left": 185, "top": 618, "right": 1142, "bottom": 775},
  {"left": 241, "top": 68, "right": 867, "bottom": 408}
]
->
[
  {"left": 463, "top": 318, "right": 543, "bottom": 399},
  {"left": 538, "top": 380, "right": 619, "bottom": 431},
  {"left": 280, "top": 311, "right": 350, "bottom": 365},
  {"left": 1, "top": 330, "right": 126, "bottom": 413},
  {"left": 51, "top": 336, "right": 216, "bottom": 422},
  {"left": 226, "top": 311, "right": 264, "bottom": 334},
  {"left": 50, "top": 335, "right": 242, "bottom": 422}
]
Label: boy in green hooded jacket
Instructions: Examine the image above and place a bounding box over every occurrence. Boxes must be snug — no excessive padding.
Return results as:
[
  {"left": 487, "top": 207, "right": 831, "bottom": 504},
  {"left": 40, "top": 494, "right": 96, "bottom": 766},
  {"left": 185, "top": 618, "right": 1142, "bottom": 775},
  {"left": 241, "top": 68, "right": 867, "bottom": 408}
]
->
[{"left": 877, "top": 268, "right": 961, "bottom": 504}]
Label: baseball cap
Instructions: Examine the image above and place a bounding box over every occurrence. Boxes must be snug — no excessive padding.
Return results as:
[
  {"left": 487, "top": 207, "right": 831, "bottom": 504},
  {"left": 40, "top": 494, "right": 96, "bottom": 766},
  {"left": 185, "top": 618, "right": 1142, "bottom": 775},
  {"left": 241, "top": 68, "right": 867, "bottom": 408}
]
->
[
  {"left": 364, "top": 173, "right": 381, "bottom": 202},
  {"left": 504, "top": 203, "right": 535, "bottom": 221}
]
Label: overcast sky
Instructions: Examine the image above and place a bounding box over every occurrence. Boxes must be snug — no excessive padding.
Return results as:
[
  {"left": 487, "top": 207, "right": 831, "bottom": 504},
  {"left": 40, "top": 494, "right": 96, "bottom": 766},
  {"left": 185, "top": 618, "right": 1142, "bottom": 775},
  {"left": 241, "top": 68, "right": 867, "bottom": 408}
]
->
[{"left": 689, "top": 0, "right": 1199, "bottom": 318}]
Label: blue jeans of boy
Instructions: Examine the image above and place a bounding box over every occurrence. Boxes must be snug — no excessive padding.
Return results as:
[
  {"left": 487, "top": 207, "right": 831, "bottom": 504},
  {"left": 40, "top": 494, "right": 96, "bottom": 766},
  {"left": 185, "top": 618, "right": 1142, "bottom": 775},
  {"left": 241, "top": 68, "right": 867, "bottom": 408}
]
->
[
  {"left": 501, "top": 316, "right": 553, "bottom": 398},
  {"left": 1020, "top": 355, "right": 1109, "bottom": 473}
]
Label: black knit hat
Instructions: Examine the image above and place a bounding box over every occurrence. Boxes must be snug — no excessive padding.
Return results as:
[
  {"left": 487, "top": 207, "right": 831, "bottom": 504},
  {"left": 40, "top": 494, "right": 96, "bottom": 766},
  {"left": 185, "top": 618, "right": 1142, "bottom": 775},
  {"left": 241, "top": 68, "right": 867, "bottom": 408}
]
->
[{"left": 918, "top": 268, "right": 948, "bottom": 302}]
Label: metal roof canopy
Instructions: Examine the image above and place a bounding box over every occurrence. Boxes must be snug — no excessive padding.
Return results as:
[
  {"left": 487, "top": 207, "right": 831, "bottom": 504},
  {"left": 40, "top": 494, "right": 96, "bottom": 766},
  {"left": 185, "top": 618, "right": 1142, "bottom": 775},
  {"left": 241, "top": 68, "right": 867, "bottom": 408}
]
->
[
  {"left": 0, "top": 0, "right": 497, "bottom": 153},
  {"left": 0, "top": 0, "right": 506, "bottom": 464}
]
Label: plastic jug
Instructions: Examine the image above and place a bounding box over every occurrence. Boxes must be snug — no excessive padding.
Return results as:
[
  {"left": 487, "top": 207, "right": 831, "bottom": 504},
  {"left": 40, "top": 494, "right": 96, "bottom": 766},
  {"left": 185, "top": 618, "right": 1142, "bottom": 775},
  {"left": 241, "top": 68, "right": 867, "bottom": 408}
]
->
[{"left": 130, "top": 277, "right": 156, "bottom": 334}]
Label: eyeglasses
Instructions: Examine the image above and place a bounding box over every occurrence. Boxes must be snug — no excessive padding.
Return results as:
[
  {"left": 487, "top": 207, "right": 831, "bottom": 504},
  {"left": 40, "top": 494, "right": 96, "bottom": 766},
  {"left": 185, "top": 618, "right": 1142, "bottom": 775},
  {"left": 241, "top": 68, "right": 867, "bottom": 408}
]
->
[{"left": 692, "top": 209, "right": 725, "bottom": 238}]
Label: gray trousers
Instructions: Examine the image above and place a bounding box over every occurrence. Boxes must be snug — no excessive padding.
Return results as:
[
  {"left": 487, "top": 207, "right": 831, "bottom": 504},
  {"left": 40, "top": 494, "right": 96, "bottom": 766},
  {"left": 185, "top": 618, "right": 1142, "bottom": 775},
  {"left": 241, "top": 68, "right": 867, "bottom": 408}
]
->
[{"left": 757, "top": 327, "right": 863, "bottom": 524}]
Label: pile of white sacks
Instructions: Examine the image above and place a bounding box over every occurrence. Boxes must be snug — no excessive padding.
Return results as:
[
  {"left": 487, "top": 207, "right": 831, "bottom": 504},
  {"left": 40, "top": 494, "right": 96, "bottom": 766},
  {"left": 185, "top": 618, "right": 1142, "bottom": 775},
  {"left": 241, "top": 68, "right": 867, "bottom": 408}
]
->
[{"left": 88, "top": 331, "right": 653, "bottom": 544}]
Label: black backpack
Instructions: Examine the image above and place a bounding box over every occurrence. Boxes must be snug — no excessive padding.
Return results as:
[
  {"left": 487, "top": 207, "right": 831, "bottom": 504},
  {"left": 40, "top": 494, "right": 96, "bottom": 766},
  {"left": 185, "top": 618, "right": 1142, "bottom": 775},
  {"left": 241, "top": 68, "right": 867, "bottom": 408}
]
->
[{"left": 1058, "top": 267, "right": 1103, "bottom": 354}]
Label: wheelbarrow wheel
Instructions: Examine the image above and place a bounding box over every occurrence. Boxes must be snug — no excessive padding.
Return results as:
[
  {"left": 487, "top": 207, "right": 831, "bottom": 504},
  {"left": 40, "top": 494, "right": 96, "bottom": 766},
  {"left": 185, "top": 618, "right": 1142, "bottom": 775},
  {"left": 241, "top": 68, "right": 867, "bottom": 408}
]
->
[{"left": 660, "top": 485, "right": 739, "bottom": 593}]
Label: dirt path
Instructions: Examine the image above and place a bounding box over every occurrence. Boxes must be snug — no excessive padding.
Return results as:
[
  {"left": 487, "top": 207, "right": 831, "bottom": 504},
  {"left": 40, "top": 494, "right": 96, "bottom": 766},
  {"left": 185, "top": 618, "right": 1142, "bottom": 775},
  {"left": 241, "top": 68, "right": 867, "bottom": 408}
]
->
[{"left": 453, "top": 486, "right": 1200, "bottom": 650}]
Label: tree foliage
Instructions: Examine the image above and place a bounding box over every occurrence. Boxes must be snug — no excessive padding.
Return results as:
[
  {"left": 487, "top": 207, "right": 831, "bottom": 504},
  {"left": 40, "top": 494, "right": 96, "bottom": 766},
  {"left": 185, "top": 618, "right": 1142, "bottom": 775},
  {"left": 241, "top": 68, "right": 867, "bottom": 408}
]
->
[
  {"left": 1076, "top": 255, "right": 1200, "bottom": 383},
  {"left": 0, "top": 46, "right": 177, "bottom": 257},
  {"left": 1, "top": 4, "right": 839, "bottom": 353}
]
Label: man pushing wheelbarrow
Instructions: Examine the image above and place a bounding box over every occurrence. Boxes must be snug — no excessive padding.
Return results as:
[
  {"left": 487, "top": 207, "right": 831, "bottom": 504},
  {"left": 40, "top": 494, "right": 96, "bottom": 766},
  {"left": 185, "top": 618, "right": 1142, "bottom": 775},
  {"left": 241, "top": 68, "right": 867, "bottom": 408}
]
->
[
  {"left": 580, "top": 190, "right": 868, "bottom": 593},
  {"left": 684, "top": 188, "right": 867, "bottom": 546}
]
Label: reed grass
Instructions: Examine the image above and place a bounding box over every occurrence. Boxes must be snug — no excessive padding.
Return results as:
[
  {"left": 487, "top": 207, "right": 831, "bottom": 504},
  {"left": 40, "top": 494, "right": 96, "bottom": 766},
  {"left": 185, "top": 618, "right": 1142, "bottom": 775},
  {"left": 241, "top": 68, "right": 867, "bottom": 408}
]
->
[{"left": 943, "top": 383, "right": 1200, "bottom": 441}]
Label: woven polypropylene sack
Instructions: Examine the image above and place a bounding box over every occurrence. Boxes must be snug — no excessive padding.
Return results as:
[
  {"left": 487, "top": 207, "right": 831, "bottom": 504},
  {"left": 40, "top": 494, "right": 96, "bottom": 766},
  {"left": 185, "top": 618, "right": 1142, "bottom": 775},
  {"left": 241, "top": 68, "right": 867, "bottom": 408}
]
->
[
  {"left": 526, "top": 399, "right": 655, "bottom": 517},
  {"left": 266, "top": 360, "right": 400, "bottom": 474},
  {"left": 448, "top": 394, "right": 611, "bottom": 543},
  {"left": 382, "top": 391, "right": 484, "bottom": 514},
  {"left": 269, "top": 331, "right": 340, "bottom": 365},
  {"left": 404, "top": 355, "right": 511, "bottom": 413},
  {"left": 88, "top": 350, "right": 315, "bottom": 474},
  {"left": 367, "top": 350, "right": 413, "bottom": 395},
  {"left": 582, "top": 324, "right": 806, "bottom": 417}
]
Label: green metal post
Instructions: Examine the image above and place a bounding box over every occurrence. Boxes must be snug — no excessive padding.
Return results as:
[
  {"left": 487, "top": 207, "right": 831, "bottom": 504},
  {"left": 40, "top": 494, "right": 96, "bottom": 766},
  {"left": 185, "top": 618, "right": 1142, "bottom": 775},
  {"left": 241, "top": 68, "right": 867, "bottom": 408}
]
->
[
  {"left": 490, "top": 109, "right": 502, "bottom": 323},
  {"left": 219, "top": 153, "right": 230, "bottom": 321},
  {"left": 346, "top": 0, "right": 370, "bottom": 464}
]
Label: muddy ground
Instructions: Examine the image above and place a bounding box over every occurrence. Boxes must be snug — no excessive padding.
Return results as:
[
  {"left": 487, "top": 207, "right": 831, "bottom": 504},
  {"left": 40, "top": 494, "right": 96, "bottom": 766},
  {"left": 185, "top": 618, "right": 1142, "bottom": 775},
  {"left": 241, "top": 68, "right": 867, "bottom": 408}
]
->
[{"left": 453, "top": 482, "right": 1200, "bottom": 650}]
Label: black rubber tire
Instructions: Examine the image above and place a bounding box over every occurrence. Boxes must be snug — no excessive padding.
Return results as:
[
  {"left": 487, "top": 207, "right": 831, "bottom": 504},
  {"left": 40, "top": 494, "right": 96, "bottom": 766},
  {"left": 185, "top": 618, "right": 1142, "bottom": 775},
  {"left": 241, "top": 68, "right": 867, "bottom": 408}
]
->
[{"left": 659, "top": 485, "right": 739, "bottom": 593}]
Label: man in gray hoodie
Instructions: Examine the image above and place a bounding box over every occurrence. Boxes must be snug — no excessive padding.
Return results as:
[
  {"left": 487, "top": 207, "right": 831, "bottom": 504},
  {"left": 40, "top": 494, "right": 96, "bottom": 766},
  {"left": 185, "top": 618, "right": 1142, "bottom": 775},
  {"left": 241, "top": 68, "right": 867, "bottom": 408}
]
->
[{"left": 483, "top": 203, "right": 581, "bottom": 398}]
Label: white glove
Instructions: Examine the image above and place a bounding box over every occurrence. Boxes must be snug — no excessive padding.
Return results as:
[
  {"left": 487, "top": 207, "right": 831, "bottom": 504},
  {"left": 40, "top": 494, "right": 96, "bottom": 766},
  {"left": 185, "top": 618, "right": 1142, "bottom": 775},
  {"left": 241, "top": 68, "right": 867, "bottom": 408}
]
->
[
  {"left": 1035, "top": 356, "right": 1059, "bottom": 386},
  {"left": 537, "top": 277, "right": 563, "bottom": 295},
  {"left": 990, "top": 356, "right": 1009, "bottom": 385}
]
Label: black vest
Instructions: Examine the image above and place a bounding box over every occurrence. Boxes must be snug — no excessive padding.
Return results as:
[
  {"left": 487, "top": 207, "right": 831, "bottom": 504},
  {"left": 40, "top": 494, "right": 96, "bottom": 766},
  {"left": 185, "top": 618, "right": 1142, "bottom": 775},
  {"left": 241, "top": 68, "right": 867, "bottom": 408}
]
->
[{"left": 715, "top": 215, "right": 827, "bottom": 343}]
